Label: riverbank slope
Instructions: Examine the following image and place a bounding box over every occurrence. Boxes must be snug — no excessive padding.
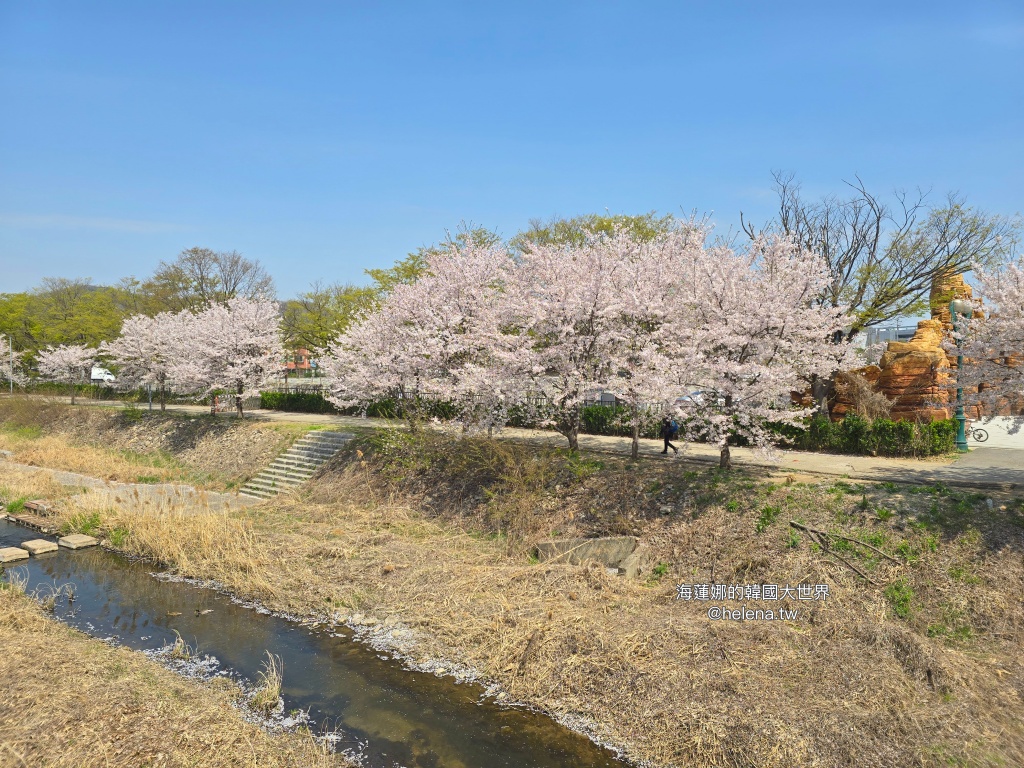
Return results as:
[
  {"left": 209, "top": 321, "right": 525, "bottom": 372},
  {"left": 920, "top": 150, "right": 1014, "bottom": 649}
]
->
[{"left": 2, "top": 405, "right": 1023, "bottom": 767}]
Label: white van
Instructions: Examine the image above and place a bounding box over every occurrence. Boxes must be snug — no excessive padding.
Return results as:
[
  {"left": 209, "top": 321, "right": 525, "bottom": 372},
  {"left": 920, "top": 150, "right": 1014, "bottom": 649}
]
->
[{"left": 91, "top": 366, "right": 116, "bottom": 383}]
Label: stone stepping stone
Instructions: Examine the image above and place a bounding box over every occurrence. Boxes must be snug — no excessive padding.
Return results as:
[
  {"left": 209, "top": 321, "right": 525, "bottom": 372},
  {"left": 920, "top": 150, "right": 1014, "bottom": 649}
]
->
[
  {"left": 21, "top": 539, "right": 59, "bottom": 555},
  {"left": 11, "top": 514, "right": 57, "bottom": 533},
  {"left": 0, "top": 546, "right": 30, "bottom": 563},
  {"left": 58, "top": 534, "right": 99, "bottom": 550}
]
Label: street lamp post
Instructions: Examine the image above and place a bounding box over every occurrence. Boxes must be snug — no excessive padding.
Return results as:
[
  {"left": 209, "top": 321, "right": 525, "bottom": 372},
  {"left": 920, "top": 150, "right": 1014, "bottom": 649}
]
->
[{"left": 949, "top": 299, "right": 973, "bottom": 453}]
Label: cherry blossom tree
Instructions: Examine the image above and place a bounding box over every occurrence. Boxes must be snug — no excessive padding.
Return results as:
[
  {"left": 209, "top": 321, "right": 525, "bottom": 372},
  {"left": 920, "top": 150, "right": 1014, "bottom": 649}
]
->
[
  {"left": 604, "top": 227, "right": 704, "bottom": 458},
  {"left": 104, "top": 312, "right": 190, "bottom": 410},
  {"left": 323, "top": 238, "right": 518, "bottom": 430},
  {"left": 496, "top": 225, "right": 716, "bottom": 453},
  {"left": 492, "top": 235, "right": 632, "bottom": 451},
  {"left": 323, "top": 226, "right": 849, "bottom": 464},
  {"left": 955, "top": 258, "right": 1024, "bottom": 428},
  {"left": 672, "top": 234, "right": 854, "bottom": 468},
  {"left": 37, "top": 344, "right": 95, "bottom": 404},
  {"left": 171, "top": 297, "right": 283, "bottom": 416},
  {"left": 322, "top": 300, "right": 428, "bottom": 425}
]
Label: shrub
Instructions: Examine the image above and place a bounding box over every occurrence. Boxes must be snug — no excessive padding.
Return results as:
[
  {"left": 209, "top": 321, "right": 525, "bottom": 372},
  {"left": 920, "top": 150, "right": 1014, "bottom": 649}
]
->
[
  {"left": 797, "top": 415, "right": 957, "bottom": 457},
  {"left": 259, "top": 391, "right": 339, "bottom": 414},
  {"left": 872, "top": 419, "right": 914, "bottom": 456},
  {"left": 923, "top": 419, "right": 957, "bottom": 455}
]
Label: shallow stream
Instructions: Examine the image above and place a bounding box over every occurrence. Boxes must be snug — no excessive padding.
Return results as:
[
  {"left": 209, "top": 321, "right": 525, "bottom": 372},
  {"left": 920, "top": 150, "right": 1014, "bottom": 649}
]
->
[{"left": 0, "top": 519, "right": 627, "bottom": 768}]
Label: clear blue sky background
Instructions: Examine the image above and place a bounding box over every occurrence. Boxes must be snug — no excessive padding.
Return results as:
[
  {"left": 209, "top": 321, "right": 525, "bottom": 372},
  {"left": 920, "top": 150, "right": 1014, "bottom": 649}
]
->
[{"left": 2, "top": 1, "right": 1022, "bottom": 298}]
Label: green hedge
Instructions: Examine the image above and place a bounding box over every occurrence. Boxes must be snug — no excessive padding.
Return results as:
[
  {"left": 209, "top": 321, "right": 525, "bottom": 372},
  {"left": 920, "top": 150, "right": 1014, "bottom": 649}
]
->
[
  {"left": 259, "top": 391, "right": 452, "bottom": 419},
  {"left": 798, "top": 415, "right": 957, "bottom": 457},
  {"left": 581, "top": 404, "right": 661, "bottom": 439},
  {"left": 260, "top": 391, "right": 340, "bottom": 414},
  {"left": 258, "top": 391, "right": 958, "bottom": 457}
]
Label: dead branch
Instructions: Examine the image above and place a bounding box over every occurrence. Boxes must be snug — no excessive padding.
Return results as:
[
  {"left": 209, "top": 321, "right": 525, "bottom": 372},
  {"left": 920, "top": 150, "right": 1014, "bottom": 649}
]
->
[
  {"left": 789, "top": 520, "right": 901, "bottom": 564},
  {"left": 516, "top": 629, "right": 543, "bottom": 676}
]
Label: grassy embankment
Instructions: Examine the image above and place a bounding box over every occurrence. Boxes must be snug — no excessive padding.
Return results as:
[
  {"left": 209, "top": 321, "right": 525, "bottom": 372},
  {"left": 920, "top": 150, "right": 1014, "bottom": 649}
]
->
[
  {"left": 0, "top": 582, "right": 347, "bottom": 768},
  {"left": 2, "top": 402, "right": 1023, "bottom": 767},
  {"left": 0, "top": 397, "right": 317, "bottom": 491}
]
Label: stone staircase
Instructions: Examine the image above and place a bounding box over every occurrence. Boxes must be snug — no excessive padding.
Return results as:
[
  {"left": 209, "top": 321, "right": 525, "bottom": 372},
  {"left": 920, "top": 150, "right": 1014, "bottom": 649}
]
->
[{"left": 239, "top": 430, "right": 352, "bottom": 500}]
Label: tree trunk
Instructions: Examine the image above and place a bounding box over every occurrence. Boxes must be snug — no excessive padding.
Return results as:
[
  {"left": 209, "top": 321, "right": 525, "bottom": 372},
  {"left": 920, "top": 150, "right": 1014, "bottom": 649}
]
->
[
  {"left": 719, "top": 444, "right": 731, "bottom": 470},
  {"left": 563, "top": 406, "right": 581, "bottom": 453},
  {"left": 631, "top": 413, "right": 640, "bottom": 460},
  {"left": 399, "top": 399, "right": 415, "bottom": 430},
  {"left": 159, "top": 384, "right": 166, "bottom": 411},
  {"left": 211, "top": 396, "right": 217, "bottom": 416},
  {"left": 236, "top": 383, "right": 244, "bottom": 417},
  {"left": 70, "top": 382, "right": 76, "bottom": 405}
]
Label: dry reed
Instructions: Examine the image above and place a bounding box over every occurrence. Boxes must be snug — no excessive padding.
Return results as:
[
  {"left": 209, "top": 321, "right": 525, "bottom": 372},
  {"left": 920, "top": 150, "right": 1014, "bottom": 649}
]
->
[{"left": 251, "top": 652, "right": 285, "bottom": 715}]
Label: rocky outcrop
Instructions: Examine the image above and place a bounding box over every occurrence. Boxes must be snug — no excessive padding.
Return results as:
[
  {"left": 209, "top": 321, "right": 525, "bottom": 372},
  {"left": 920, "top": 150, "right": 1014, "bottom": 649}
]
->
[
  {"left": 930, "top": 272, "right": 985, "bottom": 367},
  {"left": 874, "top": 319, "right": 952, "bottom": 421}
]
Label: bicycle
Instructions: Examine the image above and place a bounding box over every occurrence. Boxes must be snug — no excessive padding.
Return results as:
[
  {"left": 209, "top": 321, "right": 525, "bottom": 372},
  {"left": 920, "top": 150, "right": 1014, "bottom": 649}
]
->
[{"left": 969, "top": 426, "right": 989, "bottom": 443}]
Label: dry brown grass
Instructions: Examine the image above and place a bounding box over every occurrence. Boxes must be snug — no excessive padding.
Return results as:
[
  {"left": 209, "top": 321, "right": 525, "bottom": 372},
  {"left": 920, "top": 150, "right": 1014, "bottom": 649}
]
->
[
  {"left": 0, "top": 464, "right": 75, "bottom": 508},
  {"left": 0, "top": 585, "right": 349, "bottom": 768},
  {"left": 0, "top": 433, "right": 184, "bottom": 483},
  {"left": 33, "top": 484, "right": 282, "bottom": 602},
  {"left": 0, "top": 396, "right": 303, "bottom": 490},
  {"left": 251, "top": 652, "right": 285, "bottom": 715},
  {"left": 4, "top": 428, "right": 1024, "bottom": 767},
  {"left": 261, "top": 462, "right": 1024, "bottom": 768}
]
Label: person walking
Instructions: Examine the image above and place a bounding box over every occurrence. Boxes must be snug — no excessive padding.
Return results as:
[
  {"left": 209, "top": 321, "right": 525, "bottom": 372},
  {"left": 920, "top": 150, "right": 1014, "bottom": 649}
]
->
[{"left": 660, "top": 416, "right": 679, "bottom": 454}]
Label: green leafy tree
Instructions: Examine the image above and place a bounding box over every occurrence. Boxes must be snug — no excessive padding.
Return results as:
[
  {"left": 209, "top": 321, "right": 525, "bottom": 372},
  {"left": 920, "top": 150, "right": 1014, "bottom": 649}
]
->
[
  {"left": 365, "top": 225, "right": 502, "bottom": 296},
  {"left": 280, "top": 281, "right": 376, "bottom": 356},
  {"left": 281, "top": 226, "right": 501, "bottom": 360},
  {"left": 32, "top": 278, "right": 125, "bottom": 346},
  {"left": 511, "top": 211, "right": 678, "bottom": 251},
  {"left": 0, "top": 292, "right": 40, "bottom": 354}
]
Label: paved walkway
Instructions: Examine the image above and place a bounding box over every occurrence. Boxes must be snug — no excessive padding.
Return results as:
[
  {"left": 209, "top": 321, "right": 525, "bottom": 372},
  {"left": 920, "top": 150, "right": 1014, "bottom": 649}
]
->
[
  {"left": 0, "top": 457, "right": 252, "bottom": 511},
  {"left": 47, "top": 399, "right": 1024, "bottom": 491}
]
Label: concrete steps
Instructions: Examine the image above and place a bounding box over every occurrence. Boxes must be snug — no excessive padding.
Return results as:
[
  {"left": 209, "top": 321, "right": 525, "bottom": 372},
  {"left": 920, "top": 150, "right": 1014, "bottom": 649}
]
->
[{"left": 239, "top": 431, "right": 352, "bottom": 499}]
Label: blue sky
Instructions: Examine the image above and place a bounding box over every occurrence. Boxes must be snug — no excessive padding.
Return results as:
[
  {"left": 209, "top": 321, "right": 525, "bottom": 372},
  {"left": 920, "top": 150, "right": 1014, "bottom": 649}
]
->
[{"left": 2, "top": 1, "right": 1022, "bottom": 298}]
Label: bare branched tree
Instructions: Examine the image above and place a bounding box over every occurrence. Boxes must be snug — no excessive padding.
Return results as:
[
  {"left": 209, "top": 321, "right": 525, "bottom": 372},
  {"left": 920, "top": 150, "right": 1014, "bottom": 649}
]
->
[
  {"left": 145, "top": 247, "right": 276, "bottom": 312},
  {"left": 743, "top": 172, "right": 1020, "bottom": 339}
]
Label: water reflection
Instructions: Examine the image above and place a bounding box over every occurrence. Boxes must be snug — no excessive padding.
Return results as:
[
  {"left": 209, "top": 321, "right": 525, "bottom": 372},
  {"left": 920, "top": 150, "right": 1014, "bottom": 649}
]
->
[{"left": 0, "top": 521, "right": 625, "bottom": 768}]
